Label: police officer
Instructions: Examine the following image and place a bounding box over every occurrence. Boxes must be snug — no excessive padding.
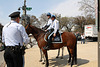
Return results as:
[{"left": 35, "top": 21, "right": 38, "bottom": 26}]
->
[
  {"left": 43, "top": 15, "right": 59, "bottom": 50},
  {"left": 42, "top": 13, "right": 52, "bottom": 30},
  {"left": 2, "top": 11, "right": 29, "bottom": 67}
]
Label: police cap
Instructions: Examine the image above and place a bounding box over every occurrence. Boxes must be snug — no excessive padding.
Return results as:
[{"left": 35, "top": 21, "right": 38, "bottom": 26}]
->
[{"left": 9, "top": 11, "right": 20, "bottom": 18}]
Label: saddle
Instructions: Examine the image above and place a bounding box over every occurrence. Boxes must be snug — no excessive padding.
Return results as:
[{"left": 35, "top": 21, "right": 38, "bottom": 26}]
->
[{"left": 44, "top": 31, "right": 63, "bottom": 43}]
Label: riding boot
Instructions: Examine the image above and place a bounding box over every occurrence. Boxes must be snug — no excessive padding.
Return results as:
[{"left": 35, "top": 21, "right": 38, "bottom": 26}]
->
[{"left": 43, "top": 38, "right": 52, "bottom": 50}]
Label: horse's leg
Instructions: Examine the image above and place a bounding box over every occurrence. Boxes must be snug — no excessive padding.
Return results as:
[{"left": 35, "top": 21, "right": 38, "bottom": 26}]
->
[
  {"left": 29, "top": 37, "right": 33, "bottom": 48},
  {"left": 42, "top": 53, "right": 46, "bottom": 64},
  {"left": 61, "top": 47, "right": 64, "bottom": 59},
  {"left": 39, "top": 49, "right": 43, "bottom": 62},
  {"left": 56, "top": 48, "right": 60, "bottom": 58},
  {"left": 43, "top": 50, "right": 49, "bottom": 67},
  {"left": 71, "top": 54, "right": 74, "bottom": 67},
  {"left": 69, "top": 49, "right": 74, "bottom": 67},
  {"left": 74, "top": 41, "right": 77, "bottom": 65},
  {"left": 67, "top": 47, "right": 71, "bottom": 64}
]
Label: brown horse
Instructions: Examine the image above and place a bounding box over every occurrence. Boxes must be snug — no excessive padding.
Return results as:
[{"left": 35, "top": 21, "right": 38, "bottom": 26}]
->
[{"left": 25, "top": 24, "right": 77, "bottom": 67}]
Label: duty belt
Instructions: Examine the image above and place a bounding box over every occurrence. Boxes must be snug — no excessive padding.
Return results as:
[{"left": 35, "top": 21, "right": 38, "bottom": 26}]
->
[
  {"left": 6, "top": 45, "right": 21, "bottom": 49},
  {"left": 6, "top": 46, "right": 26, "bottom": 55},
  {"left": 6, "top": 46, "right": 15, "bottom": 49}
]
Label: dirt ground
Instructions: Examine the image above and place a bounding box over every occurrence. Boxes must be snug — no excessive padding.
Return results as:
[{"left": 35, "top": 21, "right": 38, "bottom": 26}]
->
[{"left": 24, "top": 42, "right": 97, "bottom": 67}]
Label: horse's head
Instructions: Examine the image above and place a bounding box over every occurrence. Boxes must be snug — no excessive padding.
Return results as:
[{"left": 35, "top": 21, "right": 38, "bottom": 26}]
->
[{"left": 25, "top": 23, "right": 32, "bottom": 35}]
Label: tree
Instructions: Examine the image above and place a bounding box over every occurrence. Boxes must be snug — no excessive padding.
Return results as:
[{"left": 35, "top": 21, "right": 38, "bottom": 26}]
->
[
  {"left": 21, "top": 14, "right": 40, "bottom": 28},
  {"left": 60, "top": 17, "right": 75, "bottom": 32},
  {"left": 29, "top": 15, "right": 41, "bottom": 28},
  {"left": 74, "top": 16, "right": 86, "bottom": 33},
  {"left": 74, "top": 16, "right": 95, "bottom": 33},
  {"left": 78, "top": 0, "right": 95, "bottom": 16},
  {"left": 39, "top": 13, "right": 48, "bottom": 28},
  {"left": 85, "top": 15, "right": 95, "bottom": 25}
]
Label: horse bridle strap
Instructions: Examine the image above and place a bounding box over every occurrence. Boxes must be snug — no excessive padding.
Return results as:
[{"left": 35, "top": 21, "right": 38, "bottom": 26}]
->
[{"left": 25, "top": 23, "right": 29, "bottom": 29}]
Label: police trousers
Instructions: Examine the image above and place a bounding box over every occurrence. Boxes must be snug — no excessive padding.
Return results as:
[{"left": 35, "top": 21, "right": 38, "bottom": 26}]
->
[{"left": 4, "top": 47, "right": 23, "bottom": 67}]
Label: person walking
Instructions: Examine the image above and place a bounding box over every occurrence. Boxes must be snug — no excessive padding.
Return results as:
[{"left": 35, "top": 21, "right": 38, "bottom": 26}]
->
[
  {"left": 2, "top": 11, "right": 30, "bottom": 67},
  {"left": 81, "top": 33, "right": 85, "bottom": 44}
]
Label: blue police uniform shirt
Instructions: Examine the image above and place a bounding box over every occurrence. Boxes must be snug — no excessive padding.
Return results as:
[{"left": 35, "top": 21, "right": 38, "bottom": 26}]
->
[{"left": 2, "top": 20, "right": 30, "bottom": 46}]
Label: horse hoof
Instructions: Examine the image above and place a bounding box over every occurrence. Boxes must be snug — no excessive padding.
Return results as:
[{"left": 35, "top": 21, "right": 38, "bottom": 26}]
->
[
  {"left": 56, "top": 56, "right": 59, "bottom": 58},
  {"left": 71, "top": 64, "right": 73, "bottom": 67},
  {"left": 42, "top": 62, "right": 45, "bottom": 64},
  {"left": 67, "top": 63, "right": 70, "bottom": 66},
  {"left": 61, "top": 57, "right": 63, "bottom": 59},
  {"left": 45, "top": 65, "right": 49, "bottom": 67},
  {"left": 73, "top": 64, "right": 78, "bottom": 67},
  {"left": 39, "top": 60, "right": 42, "bottom": 62}
]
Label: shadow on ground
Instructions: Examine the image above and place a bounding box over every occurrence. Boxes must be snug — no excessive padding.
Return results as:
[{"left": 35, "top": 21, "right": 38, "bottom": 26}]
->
[{"left": 48, "top": 55, "right": 89, "bottom": 67}]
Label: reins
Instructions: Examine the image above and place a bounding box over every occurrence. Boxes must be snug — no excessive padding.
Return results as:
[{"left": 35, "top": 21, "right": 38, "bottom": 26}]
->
[{"left": 25, "top": 23, "right": 29, "bottom": 29}]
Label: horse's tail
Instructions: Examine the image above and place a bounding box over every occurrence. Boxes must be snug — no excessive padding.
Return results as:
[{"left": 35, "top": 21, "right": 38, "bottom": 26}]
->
[{"left": 74, "top": 36, "right": 77, "bottom": 64}]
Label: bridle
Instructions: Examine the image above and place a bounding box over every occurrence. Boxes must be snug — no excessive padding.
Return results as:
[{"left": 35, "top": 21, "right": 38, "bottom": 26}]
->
[{"left": 25, "top": 23, "right": 30, "bottom": 29}]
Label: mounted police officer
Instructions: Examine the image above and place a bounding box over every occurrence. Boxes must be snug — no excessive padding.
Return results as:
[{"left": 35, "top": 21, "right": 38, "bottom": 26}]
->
[
  {"left": 43, "top": 15, "right": 59, "bottom": 50},
  {"left": 2, "top": 11, "right": 29, "bottom": 67},
  {"left": 42, "top": 13, "right": 52, "bottom": 30}
]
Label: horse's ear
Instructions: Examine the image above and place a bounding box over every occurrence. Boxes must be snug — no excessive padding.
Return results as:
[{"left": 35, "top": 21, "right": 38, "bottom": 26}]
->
[{"left": 28, "top": 16, "right": 30, "bottom": 26}]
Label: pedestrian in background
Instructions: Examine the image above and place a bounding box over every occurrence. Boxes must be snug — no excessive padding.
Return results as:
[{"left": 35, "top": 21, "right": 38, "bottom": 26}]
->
[{"left": 81, "top": 33, "right": 85, "bottom": 44}]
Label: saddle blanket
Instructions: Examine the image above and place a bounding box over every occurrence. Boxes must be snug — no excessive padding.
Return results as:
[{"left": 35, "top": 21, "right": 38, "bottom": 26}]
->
[{"left": 44, "top": 31, "right": 63, "bottom": 43}]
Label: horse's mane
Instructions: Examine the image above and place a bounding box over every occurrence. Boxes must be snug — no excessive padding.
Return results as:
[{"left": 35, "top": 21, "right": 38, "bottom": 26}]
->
[{"left": 30, "top": 25, "right": 45, "bottom": 34}]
